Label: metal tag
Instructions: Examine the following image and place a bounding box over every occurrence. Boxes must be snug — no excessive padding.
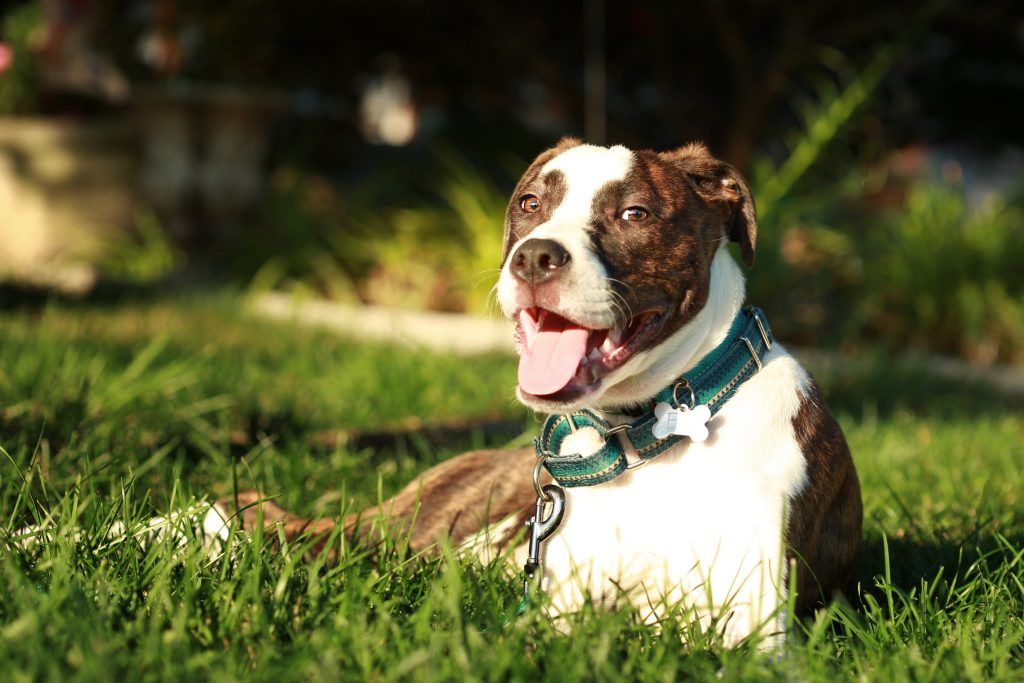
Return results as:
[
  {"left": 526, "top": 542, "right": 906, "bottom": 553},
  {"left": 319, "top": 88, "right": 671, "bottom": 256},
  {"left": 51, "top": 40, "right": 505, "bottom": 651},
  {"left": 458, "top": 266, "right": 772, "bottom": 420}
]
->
[{"left": 652, "top": 401, "right": 711, "bottom": 442}]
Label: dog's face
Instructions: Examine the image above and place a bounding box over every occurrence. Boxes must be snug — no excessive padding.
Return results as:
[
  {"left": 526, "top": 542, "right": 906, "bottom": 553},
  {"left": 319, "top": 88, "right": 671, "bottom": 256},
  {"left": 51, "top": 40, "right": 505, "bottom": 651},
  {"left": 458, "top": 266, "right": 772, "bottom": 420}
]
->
[{"left": 497, "top": 139, "right": 757, "bottom": 412}]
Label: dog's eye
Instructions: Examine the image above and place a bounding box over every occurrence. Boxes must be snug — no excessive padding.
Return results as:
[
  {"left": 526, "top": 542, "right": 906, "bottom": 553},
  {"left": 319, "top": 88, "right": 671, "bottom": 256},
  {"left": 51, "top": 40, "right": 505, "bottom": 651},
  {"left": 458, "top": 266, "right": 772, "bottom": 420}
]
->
[
  {"left": 620, "top": 207, "right": 649, "bottom": 222},
  {"left": 520, "top": 195, "right": 541, "bottom": 213}
]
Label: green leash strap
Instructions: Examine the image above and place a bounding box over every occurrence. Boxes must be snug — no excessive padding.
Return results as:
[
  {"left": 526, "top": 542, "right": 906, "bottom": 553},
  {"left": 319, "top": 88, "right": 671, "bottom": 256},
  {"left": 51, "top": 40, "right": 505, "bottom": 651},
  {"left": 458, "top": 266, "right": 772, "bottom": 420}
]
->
[{"left": 535, "top": 306, "right": 774, "bottom": 488}]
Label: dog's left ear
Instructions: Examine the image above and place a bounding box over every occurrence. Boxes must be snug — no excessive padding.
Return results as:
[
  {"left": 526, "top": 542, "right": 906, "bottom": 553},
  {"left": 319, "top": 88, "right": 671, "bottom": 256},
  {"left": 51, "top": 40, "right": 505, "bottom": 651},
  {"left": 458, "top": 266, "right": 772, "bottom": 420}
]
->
[{"left": 669, "top": 144, "right": 758, "bottom": 268}]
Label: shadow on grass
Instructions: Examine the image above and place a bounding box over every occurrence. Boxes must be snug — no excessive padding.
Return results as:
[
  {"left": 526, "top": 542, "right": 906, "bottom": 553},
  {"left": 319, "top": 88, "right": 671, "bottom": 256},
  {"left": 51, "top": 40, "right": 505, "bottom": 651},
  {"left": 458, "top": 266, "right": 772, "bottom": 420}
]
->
[
  {"left": 808, "top": 351, "right": 1024, "bottom": 421},
  {"left": 854, "top": 528, "right": 1024, "bottom": 606},
  {"left": 0, "top": 273, "right": 222, "bottom": 311}
]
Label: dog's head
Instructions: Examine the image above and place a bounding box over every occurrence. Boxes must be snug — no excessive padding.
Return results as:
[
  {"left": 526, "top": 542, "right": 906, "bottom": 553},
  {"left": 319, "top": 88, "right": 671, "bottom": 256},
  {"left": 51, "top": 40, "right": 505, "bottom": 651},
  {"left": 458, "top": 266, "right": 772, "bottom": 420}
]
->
[{"left": 497, "top": 139, "right": 757, "bottom": 413}]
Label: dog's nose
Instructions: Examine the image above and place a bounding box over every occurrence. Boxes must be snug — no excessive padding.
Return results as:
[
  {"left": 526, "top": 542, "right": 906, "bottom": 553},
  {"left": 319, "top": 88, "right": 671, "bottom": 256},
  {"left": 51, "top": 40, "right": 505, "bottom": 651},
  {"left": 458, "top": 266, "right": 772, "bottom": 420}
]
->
[{"left": 510, "top": 238, "right": 571, "bottom": 284}]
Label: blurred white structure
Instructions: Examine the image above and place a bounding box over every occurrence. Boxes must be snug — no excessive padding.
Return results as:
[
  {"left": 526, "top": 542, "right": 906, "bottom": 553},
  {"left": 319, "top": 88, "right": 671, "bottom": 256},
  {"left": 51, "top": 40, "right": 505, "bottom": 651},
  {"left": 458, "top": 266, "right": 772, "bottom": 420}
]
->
[
  {"left": 359, "top": 63, "right": 417, "bottom": 146},
  {"left": 0, "top": 119, "right": 136, "bottom": 293}
]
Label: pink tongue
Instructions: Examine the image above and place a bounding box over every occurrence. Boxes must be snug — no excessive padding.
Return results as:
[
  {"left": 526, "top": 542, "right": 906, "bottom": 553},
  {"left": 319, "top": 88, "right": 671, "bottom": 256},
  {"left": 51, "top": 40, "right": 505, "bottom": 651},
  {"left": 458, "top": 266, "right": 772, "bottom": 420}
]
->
[{"left": 518, "top": 313, "right": 590, "bottom": 396}]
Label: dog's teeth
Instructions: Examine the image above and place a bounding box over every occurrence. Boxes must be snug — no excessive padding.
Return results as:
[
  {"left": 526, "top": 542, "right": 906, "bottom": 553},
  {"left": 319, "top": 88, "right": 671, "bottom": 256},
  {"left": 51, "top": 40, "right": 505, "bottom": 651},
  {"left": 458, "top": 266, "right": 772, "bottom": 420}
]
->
[{"left": 601, "top": 335, "right": 617, "bottom": 353}]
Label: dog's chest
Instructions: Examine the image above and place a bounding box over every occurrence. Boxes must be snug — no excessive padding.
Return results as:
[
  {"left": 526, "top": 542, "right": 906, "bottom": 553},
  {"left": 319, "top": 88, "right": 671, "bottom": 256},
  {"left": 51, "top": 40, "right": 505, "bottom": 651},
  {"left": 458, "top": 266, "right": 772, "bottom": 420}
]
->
[{"left": 535, "top": 349, "right": 809, "bottom": 642}]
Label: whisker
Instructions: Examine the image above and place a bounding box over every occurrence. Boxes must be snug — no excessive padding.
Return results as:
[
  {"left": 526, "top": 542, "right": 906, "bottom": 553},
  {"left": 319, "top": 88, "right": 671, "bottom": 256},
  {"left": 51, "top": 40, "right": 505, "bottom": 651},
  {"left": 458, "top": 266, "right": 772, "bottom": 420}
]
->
[
  {"left": 608, "top": 297, "right": 627, "bottom": 324},
  {"left": 606, "top": 277, "right": 636, "bottom": 299},
  {"left": 484, "top": 282, "right": 502, "bottom": 317},
  {"left": 470, "top": 268, "right": 502, "bottom": 286},
  {"left": 605, "top": 278, "right": 636, "bottom": 321},
  {"left": 468, "top": 268, "right": 504, "bottom": 317},
  {"left": 612, "top": 293, "right": 631, "bottom": 322}
]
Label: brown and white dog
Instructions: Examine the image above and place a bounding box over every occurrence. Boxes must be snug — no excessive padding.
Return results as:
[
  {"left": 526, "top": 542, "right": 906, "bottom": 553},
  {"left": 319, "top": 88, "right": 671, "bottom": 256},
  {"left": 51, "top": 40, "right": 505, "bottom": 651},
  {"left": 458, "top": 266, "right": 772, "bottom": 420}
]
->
[{"left": 223, "top": 139, "right": 862, "bottom": 646}]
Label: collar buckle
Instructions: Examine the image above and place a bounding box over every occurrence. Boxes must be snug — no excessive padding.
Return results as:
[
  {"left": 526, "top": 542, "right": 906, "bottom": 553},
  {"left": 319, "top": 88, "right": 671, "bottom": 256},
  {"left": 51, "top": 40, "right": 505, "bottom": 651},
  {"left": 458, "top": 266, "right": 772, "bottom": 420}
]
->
[
  {"left": 752, "top": 308, "right": 773, "bottom": 350},
  {"left": 603, "top": 424, "right": 629, "bottom": 439},
  {"left": 741, "top": 336, "right": 763, "bottom": 371},
  {"left": 741, "top": 307, "right": 773, "bottom": 371},
  {"left": 604, "top": 423, "right": 646, "bottom": 470}
]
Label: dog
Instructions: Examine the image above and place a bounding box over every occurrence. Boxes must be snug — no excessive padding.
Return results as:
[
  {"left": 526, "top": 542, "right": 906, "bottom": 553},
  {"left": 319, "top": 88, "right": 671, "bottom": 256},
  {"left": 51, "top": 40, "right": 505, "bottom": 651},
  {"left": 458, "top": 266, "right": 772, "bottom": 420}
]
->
[{"left": 219, "top": 139, "right": 862, "bottom": 646}]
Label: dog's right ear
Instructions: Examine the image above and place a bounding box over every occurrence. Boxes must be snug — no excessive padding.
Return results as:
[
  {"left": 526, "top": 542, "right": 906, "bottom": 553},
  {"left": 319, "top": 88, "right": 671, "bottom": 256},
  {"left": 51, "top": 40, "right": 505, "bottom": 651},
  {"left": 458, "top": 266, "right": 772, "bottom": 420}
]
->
[
  {"left": 711, "top": 164, "right": 757, "bottom": 269},
  {"left": 503, "top": 137, "right": 583, "bottom": 259},
  {"left": 667, "top": 143, "right": 758, "bottom": 268}
]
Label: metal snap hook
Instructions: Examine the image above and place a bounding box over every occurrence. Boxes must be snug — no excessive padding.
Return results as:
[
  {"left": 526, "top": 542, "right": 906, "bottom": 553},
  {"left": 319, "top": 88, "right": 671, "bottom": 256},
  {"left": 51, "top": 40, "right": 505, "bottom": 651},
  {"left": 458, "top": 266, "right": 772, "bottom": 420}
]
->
[
  {"left": 531, "top": 485, "right": 565, "bottom": 545},
  {"left": 523, "top": 484, "right": 566, "bottom": 589}
]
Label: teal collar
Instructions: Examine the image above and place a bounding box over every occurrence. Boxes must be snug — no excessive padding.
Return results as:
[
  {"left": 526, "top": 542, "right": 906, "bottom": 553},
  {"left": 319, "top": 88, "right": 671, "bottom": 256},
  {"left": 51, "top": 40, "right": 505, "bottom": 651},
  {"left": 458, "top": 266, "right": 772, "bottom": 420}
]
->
[{"left": 534, "top": 306, "right": 775, "bottom": 488}]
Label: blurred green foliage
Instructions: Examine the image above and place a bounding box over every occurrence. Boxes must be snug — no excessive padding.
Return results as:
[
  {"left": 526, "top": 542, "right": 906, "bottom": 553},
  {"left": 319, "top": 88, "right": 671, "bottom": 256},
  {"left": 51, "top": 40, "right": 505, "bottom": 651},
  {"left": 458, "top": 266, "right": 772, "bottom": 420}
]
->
[
  {"left": 0, "top": 2, "right": 43, "bottom": 114},
  {"left": 243, "top": 168, "right": 367, "bottom": 302},
  {"left": 739, "top": 30, "right": 1024, "bottom": 364},
  {"left": 855, "top": 181, "right": 1024, "bottom": 363},
  {"left": 356, "top": 151, "right": 508, "bottom": 314},
  {"left": 748, "top": 173, "right": 1024, "bottom": 365},
  {"left": 752, "top": 43, "right": 897, "bottom": 223},
  {"left": 90, "top": 211, "right": 185, "bottom": 284},
  {"left": 238, "top": 151, "right": 510, "bottom": 315}
]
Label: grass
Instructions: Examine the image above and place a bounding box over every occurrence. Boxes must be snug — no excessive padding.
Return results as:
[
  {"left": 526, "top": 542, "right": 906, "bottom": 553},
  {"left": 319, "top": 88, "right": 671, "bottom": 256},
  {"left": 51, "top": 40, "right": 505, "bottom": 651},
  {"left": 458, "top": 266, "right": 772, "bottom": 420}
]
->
[{"left": 1, "top": 293, "right": 1023, "bottom": 681}]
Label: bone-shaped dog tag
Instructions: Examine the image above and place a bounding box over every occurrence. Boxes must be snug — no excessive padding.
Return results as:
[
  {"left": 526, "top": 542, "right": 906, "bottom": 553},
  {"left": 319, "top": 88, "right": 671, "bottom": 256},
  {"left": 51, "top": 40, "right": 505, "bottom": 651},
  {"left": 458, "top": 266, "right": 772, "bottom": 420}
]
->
[{"left": 652, "top": 402, "right": 711, "bottom": 442}]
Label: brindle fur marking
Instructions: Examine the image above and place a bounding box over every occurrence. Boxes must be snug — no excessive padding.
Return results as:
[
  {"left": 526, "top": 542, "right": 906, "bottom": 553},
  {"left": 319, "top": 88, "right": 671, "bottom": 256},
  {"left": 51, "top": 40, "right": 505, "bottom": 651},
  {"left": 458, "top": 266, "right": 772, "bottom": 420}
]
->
[
  {"left": 786, "top": 381, "right": 863, "bottom": 613},
  {"left": 221, "top": 448, "right": 545, "bottom": 558}
]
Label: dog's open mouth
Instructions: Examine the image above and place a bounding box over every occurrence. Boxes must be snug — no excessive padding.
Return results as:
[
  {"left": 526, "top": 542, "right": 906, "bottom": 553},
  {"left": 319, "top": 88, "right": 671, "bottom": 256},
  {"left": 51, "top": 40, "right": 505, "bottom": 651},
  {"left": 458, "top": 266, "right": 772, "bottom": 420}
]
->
[{"left": 515, "top": 307, "right": 662, "bottom": 401}]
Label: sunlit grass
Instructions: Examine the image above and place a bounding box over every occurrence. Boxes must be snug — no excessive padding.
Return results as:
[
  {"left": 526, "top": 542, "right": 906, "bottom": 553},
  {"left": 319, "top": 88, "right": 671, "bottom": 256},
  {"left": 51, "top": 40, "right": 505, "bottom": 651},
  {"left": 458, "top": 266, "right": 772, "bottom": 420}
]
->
[{"left": 1, "top": 294, "right": 1022, "bottom": 681}]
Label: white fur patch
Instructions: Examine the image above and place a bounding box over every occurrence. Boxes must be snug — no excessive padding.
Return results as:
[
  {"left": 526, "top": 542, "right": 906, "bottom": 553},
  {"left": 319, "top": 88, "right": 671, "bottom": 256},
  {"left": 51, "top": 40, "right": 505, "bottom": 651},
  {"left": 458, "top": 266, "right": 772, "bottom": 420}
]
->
[
  {"left": 457, "top": 510, "right": 529, "bottom": 564},
  {"left": 527, "top": 343, "right": 810, "bottom": 648},
  {"left": 16, "top": 502, "right": 234, "bottom": 560},
  {"left": 508, "top": 251, "right": 812, "bottom": 647},
  {"left": 498, "top": 145, "right": 634, "bottom": 328},
  {"left": 559, "top": 425, "right": 606, "bottom": 458}
]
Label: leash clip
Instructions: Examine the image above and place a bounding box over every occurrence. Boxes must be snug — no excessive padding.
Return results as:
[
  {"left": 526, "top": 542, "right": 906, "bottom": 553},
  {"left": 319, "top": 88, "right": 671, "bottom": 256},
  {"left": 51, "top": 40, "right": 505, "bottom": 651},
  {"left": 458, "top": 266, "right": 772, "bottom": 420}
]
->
[{"left": 522, "top": 483, "right": 565, "bottom": 598}]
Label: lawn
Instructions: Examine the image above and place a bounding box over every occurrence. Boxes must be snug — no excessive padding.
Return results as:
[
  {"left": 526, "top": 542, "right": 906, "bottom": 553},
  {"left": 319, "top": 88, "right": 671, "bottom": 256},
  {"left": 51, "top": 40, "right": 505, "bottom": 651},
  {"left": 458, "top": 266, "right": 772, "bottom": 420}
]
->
[{"left": 1, "top": 294, "right": 1022, "bottom": 681}]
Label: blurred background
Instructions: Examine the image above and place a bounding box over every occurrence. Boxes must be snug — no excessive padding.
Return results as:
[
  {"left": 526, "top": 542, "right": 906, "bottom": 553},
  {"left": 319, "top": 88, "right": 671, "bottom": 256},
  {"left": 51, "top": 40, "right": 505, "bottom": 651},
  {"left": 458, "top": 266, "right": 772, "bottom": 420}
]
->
[{"left": 1, "top": 0, "right": 1023, "bottom": 365}]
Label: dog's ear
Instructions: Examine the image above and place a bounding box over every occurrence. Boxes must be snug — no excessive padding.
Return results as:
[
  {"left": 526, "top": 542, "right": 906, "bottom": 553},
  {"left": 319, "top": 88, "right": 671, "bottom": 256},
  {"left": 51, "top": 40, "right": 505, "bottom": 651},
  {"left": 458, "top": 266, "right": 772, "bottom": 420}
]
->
[
  {"left": 503, "top": 137, "right": 583, "bottom": 259},
  {"left": 668, "top": 143, "right": 758, "bottom": 268},
  {"left": 552, "top": 136, "right": 584, "bottom": 153}
]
